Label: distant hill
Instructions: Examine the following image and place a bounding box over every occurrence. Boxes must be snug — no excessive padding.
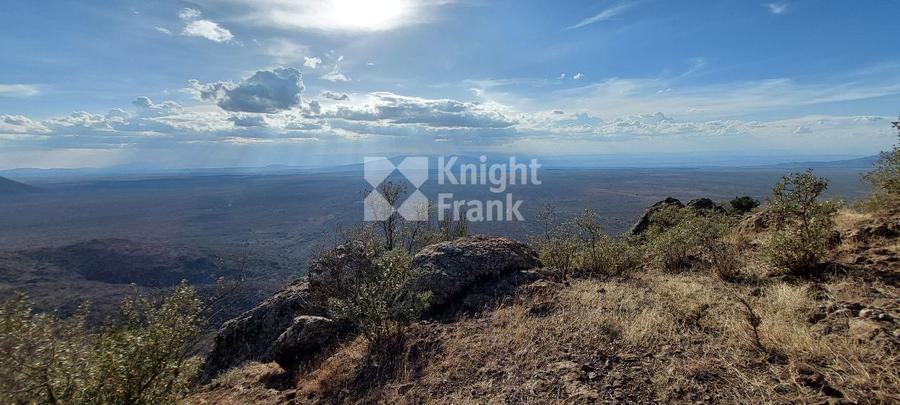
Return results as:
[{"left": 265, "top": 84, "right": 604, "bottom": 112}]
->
[
  {"left": 0, "top": 176, "right": 38, "bottom": 194},
  {"left": 769, "top": 155, "right": 880, "bottom": 169}
]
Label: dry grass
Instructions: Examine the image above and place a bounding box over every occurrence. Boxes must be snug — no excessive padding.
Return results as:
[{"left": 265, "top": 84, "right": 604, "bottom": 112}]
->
[
  {"left": 191, "top": 269, "right": 898, "bottom": 403},
  {"left": 191, "top": 209, "right": 899, "bottom": 404}
]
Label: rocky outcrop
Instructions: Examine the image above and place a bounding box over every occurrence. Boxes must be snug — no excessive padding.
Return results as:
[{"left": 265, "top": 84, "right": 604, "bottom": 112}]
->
[
  {"left": 628, "top": 197, "right": 728, "bottom": 236},
  {"left": 272, "top": 316, "right": 341, "bottom": 371},
  {"left": 200, "top": 279, "right": 322, "bottom": 382},
  {"left": 409, "top": 235, "right": 541, "bottom": 313},
  {"left": 204, "top": 235, "right": 542, "bottom": 377},
  {"left": 686, "top": 198, "right": 725, "bottom": 214},
  {"left": 628, "top": 197, "right": 684, "bottom": 236}
]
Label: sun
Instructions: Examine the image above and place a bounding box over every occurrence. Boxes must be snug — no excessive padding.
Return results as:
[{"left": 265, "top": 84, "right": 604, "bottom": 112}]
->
[{"left": 328, "top": 0, "right": 414, "bottom": 31}]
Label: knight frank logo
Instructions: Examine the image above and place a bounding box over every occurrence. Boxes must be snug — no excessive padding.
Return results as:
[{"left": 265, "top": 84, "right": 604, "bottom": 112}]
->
[
  {"left": 364, "top": 156, "right": 430, "bottom": 221},
  {"left": 364, "top": 156, "right": 541, "bottom": 222}
]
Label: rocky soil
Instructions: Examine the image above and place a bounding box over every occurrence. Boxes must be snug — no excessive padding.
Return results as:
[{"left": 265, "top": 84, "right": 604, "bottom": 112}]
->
[{"left": 189, "top": 203, "right": 899, "bottom": 404}]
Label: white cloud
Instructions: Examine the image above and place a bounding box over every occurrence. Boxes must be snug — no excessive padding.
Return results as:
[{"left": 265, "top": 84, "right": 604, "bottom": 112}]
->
[
  {"left": 0, "top": 115, "right": 49, "bottom": 133},
  {"left": 321, "top": 71, "right": 350, "bottom": 82},
  {"left": 202, "top": 0, "right": 451, "bottom": 33},
  {"left": 0, "top": 84, "right": 40, "bottom": 97},
  {"left": 4, "top": 64, "right": 897, "bottom": 159},
  {"left": 132, "top": 97, "right": 184, "bottom": 116},
  {"left": 766, "top": 3, "right": 788, "bottom": 14},
  {"left": 177, "top": 7, "right": 234, "bottom": 43},
  {"left": 327, "top": 92, "right": 518, "bottom": 129},
  {"left": 304, "top": 56, "right": 322, "bottom": 69},
  {"left": 155, "top": 26, "right": 172, "bottom": 35},
  {"left": 573, "top": 73, "right": 583, "bottom": 80},
  {"left": 183, "top": 20, "right": 234, "bottom": 42},
  {"left": 566, "top": 3, "right": 632, "bottom": 30},
  {"left": 178, "top": 8, "right": 202, "bottom": 20}
]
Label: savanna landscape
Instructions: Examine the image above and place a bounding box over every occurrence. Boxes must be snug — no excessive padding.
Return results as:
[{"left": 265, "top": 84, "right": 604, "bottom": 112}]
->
[{"left": 1, "top": 1, "right": 899, "bottom": 404}]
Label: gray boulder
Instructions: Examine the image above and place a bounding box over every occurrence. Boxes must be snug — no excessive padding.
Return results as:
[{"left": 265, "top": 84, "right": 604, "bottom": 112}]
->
[
  {"left": 200, "top": 279, "right": 322, "bottom": 382},
  {"left": 272, "top": 315, "right": 340, "bottom": 371},
  {"left": 409, "top": 235, "right": 541, "bottom": 313}
]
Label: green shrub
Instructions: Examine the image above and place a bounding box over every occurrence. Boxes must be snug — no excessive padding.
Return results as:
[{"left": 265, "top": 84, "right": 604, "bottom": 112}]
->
[
  {"left": 729, "top": 196, "right": 760, "bottom": 215},
  {"left": 762, "top": 171, "right": 840, "bottom": 275},
  {"left": 529, "top": 204, "right": 578, "bottom": 278},
  {"left": 327, "top": 249, "right": 431, "bottom": 349},
  {"left": 574, "top": 236, "right": 643, "bottom": 277},
  {"left": 530, "top": 206, "right": 641, "bottom": 279},
  {"left": 571, "top": 209, "right": 642, "bottom": 276},
  {"left": 0, "top": 283, "right": 204, "bottom": 405},
  {"left": 860, "top": 118, "right": 900, "bottom": 211},
  {"left": 643, "top": 206, "right": 735, "bottom": 273}
]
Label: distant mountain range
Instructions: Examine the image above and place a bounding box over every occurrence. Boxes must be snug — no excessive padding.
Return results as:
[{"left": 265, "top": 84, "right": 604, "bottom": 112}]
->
[
  {"left": 0, "top": 176, "right": 38, "bottom": 194},
  {"left": 0, "top": 153, "right": 882, "bottom": 179},
  {"left": 766, "top": 155, "right": 880, "bottom": 169}
]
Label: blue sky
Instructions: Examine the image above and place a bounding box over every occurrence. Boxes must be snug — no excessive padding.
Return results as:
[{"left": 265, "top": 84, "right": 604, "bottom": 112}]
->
[{"left": 0, "top": 0, "right": 898, "bottom": 169}]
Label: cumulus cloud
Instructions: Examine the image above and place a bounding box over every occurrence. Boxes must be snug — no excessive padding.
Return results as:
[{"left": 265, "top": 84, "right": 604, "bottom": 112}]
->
[
  {"left": 321, "top": 71, "right": 349, "bottom": 82},
  {"left": 0, "top": 115, "right": 49, "bottom": 134},
  {"left": 328, "top": 92, "right": 518, "bottom": 129},
  {"left": 132, "top": 97, "right": 184, "bottom": 116},
  {"left": 4, "top": 64, "right": 896, "bottom": 160},
  {"left": 183, "top": 20, "right": 234, "bottom": 42},
  {"left": 190, "top": 67, "right": 305, "bottom": 113},
  {"left": 573, "top": 73, "right": 584, "bottom": 80},
  {"left": 320, "top": 91, "right": 349, "bottom": 101},
  {"left": 304, "top": 56, "right": 322, "bottom": 69},
  {"left": 178, "top": 7, "right": 233, "bottom": 42}
]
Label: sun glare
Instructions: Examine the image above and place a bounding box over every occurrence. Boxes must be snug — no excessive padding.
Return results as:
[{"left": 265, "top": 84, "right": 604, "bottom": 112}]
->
[{"left": 328, "top": 0, "right": 413, "bottom": 31}]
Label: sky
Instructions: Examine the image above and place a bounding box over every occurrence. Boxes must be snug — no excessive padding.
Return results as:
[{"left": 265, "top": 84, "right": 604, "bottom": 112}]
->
[{"left": 0, "top": 0, "right": 898, "bottom": 169}]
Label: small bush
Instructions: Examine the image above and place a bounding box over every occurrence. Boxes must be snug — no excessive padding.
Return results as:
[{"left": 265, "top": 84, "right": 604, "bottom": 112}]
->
[
  {"left": 642, "top": 206, "right": 735, "bottom": 273},
  {"left": 762, "top": 171, "right": 840, "bottom": 275},
  {"left": 575, "top": 236, "right": 643, "bottom": 277},
  {"left": 0, "top": 284, "right": 204, "bottom": 405},
  {"left": 860, "top": 118, "right": 900, "bottom": 211},
  {"left": 327, "top": 249, "right": 431, "bottom": 350},
  {"left": 729, "top": 196, "right": 760, "bottom": 215},
  {"left": 531, "top": 206, "right": 641, "bottom": 279}
]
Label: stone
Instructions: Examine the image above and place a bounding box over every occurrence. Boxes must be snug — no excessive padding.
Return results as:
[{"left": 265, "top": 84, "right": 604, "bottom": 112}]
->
[
  {"left": 409, "top": 235, "right": 541, "bottom": 313},
  {"left": 200, "top": 279, "right": 321, "bottom": 382},
  {"left": 272, "top": 315, "right": 340, "bottom": 371}
]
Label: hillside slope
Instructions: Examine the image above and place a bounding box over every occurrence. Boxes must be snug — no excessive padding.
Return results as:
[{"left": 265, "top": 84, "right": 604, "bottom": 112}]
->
[
  {"left": 189, "top": 209, "right": 899, "bottom": 404},
  {"left": 0, "top": 176, "right": 37, "bottom": 194}
]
